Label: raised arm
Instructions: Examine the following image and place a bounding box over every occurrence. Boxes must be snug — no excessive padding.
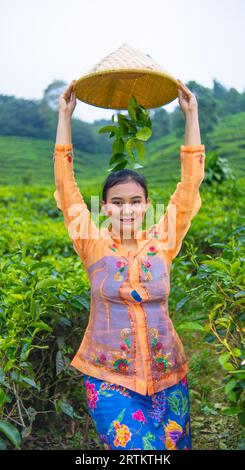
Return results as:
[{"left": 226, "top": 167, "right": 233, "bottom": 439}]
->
[
  {"left": 53, "top": 81, "right": 99, "bottom": 262},
  {"left": 157, "top": 79, "right": 206, "bottom": 262}
]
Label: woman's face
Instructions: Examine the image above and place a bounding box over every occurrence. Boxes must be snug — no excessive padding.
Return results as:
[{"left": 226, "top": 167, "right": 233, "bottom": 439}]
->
[{"left": 101, "top": 180, "right": 149, "bottom": 239}]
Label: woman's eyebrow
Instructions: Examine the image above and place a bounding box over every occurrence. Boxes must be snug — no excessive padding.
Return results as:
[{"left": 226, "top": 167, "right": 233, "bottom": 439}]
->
[{"left": 110, "top": 196, "right": 143, "bottom": 201}]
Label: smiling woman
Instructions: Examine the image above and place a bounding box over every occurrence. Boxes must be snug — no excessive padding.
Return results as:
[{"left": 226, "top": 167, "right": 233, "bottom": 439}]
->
[
  {"left": 100, "top": 169, "right": 150, "bottom": 253},
  {"left": 53, "top": 79, "right": 206, "bottom": 450}
]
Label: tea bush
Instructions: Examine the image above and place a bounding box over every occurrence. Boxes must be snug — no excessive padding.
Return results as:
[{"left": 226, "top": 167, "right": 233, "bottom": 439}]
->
[{"left": 0, "top": 177, "right": 244, "bottom": 449}]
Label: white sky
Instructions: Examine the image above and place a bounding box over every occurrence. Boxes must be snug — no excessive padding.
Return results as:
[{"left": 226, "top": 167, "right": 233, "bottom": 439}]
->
[{"left": 1, "top": 0, "right": 245, "bottom": 123}]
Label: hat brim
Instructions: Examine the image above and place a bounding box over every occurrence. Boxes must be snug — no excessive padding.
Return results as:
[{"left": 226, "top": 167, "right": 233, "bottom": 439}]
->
[{"left": 73, "top": 68, "right": 178, "bottom": 110}]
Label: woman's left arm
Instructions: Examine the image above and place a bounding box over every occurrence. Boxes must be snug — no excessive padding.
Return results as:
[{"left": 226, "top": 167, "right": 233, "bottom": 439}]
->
[{"left": 157, "top": 80, "right": 206, "bottom": 261}]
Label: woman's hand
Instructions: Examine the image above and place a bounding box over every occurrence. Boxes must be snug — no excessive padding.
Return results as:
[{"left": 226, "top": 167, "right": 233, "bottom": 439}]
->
[
  {"left": 59, "top": 80, "right": 77, "bottom": 118},
  {"left": 56, "top": 81, "right": 76, "bottom": 144},
  {"left": 177, "top": 79, "right": 198, "bottom": 116},
  {"left": 177, "top": 79, "right": 201, "bottom": 145}
]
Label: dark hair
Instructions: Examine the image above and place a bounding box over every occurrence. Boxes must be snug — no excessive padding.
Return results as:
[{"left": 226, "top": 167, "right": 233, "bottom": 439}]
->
[{"left": 102, "top": 169, "right": 148, "bottom": 202}]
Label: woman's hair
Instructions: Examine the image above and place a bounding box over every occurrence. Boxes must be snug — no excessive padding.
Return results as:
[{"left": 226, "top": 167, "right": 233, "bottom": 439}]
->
[{"left": 102, "top": 169, "right": 148, "bottom": 202}]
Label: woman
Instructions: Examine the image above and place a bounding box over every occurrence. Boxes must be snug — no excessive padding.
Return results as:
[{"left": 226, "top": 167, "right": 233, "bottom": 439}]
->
[{"left": 53, "top": 78, "right": 205, "bottom": 450}]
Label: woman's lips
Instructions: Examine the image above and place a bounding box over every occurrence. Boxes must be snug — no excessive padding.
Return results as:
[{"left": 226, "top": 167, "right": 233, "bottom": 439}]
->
[{"left": 120, "top": 218, "right": 135, "bottom": 223}]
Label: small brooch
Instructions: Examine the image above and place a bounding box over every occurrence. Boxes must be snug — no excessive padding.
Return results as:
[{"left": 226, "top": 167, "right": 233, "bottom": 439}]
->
[{"left": 131, "top": 289, "right": 143, "bottom": 302}]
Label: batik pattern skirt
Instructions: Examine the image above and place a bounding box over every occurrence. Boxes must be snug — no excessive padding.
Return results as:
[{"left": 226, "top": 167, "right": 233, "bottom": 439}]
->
[{"left": 82, "top": 373, "right": 192, "bottom": 450}]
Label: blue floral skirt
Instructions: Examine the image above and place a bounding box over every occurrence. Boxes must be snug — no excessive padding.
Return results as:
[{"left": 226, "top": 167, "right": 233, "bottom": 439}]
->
[{"left": 82, "top": 373, "right": 192, "bottom": 450}]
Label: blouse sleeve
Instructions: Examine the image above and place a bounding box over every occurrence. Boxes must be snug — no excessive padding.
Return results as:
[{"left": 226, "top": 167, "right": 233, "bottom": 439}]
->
[
  {"left": 53, "top": 143, "right": 100, "bottom": 262},
  {"left": 157, "top": 144, "right": 206, "bottom": 262}
]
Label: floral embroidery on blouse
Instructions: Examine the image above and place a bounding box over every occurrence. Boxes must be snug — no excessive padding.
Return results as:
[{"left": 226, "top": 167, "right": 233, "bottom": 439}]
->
[
  {"left": 112, "top": 357, "right": 131, "bottom": 375},
  {"left": 113, "top": 328, "right": 132, "bottom": 373},
  {"left": 149, "top": 328, "right": 172, "bottom": 372},
  {"left": 196, "top": 153, "right": 204, "bottom": 165},
  {"left": 53, "top": 149, "right": 73, "bottom": 162},
  {"left": 65, "top": 151, "right": 73, "bottom": 162},
  {"left": 114, "top": 259, "right": 129, "bottom": 281},
  {"left": 91, "top": 328, "right": 132, "bottom": 375},
  {"left": 148, "top": 224, "right": 159, "bottom": 239},
  {"left": 139, "top": 246, "right": 157, "bottom": 282},
  {"left": 110, "top": 242, "right": 117, "bottom": 253},
  {"left": 140, "top": 256, "right": 153, "bottom": 281},
  {"left": 120, "top": 328, "right": 131, "bottom": 350},
  {"left": 147, "top": 245, "right": 157, "bottom": 255}
]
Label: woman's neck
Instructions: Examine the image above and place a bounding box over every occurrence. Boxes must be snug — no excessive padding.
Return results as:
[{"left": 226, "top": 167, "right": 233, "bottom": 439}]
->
[{"left": 109, "top": 225, "right": 138, "bottom": 246}]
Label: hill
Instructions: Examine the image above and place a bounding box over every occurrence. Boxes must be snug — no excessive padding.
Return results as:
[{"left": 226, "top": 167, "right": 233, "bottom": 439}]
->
[{"left": 0, "top": 111, "right": 244, "bottom": 187}]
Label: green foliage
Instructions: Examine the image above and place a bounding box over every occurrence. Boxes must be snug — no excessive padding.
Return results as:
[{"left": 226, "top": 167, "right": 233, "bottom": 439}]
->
[
  {"left": 162, "top": 175, "right": 245, "bottom": 446},
  {"left": 0, "top": 185, "right": 92, "bottom": 448},
  {"left": 1, "top": 77, "right": 244, "bottom": 450},
  {"left": 150, "top": 108, "right": 171, "bottom": 140},
  {"left": 0, "top": 135, "right": 108, "bottom": 186},
  {"left": 98, "top": 95, "right": 152, "bottom": 172},
  {"left": 0, "top": 176, "right": 244, "bottom": 449},
  {"left": 0, "top": 94, "right": 105, "bottom": 155},
  {"left": 177, "top": 233, "right": 245, "bottom": 428},
  {"left": 0, "top": 420, "right": 21, "bottom": 450},
  {"left": 204, "top": 150, "right": 234, "bottom": 185}
]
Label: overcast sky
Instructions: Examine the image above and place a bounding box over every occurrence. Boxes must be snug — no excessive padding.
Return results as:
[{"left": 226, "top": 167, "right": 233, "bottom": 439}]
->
[{"left": 1, "top": 0, "right": 245, "bottom": 123}]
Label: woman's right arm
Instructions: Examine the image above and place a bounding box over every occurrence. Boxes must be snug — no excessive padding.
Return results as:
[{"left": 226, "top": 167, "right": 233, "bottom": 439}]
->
[{"left": 53, "top": 81, "right": 100, "bottom": 262}]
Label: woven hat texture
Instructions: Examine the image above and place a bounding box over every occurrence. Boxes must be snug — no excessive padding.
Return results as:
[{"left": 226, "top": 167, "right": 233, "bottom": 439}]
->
[{"left": 73, "top": 43, "right": 178, "bottom": 109}]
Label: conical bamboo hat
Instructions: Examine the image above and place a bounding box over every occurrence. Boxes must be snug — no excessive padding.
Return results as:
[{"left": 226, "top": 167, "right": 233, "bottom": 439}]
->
[{"left": 73, "top": 43, "right": 178, "bottom": 110}]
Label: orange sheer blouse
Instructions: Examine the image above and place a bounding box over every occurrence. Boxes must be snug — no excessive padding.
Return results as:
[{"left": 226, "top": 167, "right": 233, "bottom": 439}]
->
[{"left": 53, "top": 143, "right": 205, "bottom": 395}]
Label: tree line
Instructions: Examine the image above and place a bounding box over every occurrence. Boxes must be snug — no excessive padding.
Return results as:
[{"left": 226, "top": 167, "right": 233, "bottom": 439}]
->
[{"left": 0, "top": 79, "right": 244, "bottom": 152}]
